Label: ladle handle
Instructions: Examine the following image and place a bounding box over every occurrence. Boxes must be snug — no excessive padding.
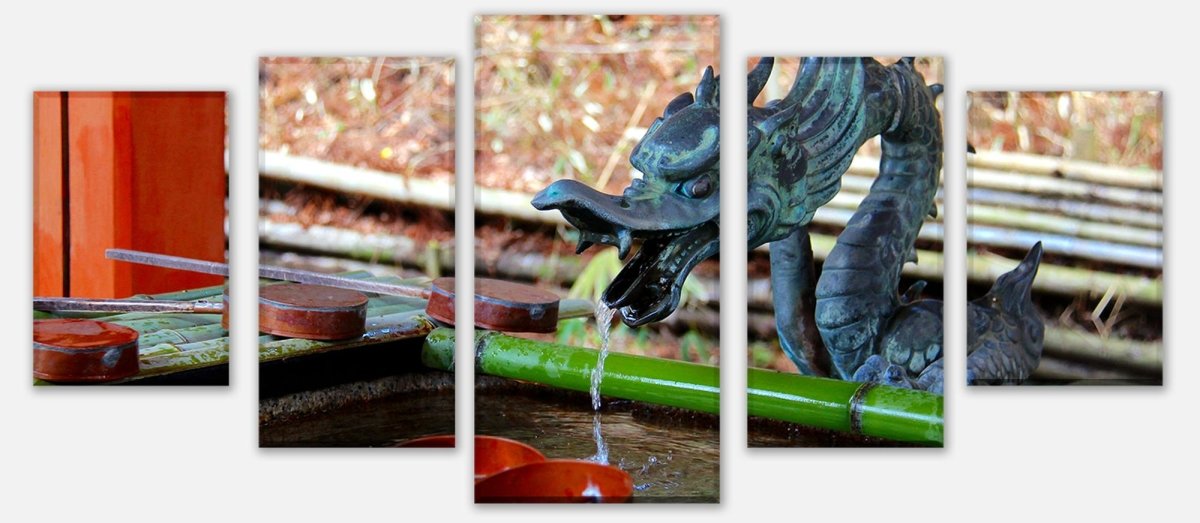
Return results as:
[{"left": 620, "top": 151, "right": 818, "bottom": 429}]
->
[
  {"left": 33, "top": 297, "right": 224, "bottom": 314},
  {"left": 105, "top": 248, "right": 430, "bottom": 298}
]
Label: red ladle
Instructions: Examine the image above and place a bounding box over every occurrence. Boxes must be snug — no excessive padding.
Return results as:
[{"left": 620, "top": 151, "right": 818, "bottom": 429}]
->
[{"left": 475, "top": 459, "right": 635, "bottom": 503}]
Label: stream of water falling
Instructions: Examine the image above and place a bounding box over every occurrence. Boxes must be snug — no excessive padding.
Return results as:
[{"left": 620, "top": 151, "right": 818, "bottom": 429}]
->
[{"left": 587, "top": 302, "right": 617, "bottom": 464}]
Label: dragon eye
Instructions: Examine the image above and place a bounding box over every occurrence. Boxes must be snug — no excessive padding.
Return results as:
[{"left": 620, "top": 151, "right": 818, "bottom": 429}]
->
[{"left": 682, "top": 175, "right": 713, "bottom": 199}]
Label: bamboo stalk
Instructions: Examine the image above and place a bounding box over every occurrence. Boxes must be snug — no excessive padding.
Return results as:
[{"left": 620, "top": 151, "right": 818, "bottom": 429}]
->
[
  {"left": 968, "top": 204, "right": 1161, "bottom": 247},
  {"left": 968, "top": 188, "right": 1162, "bottom": 229},
  {"left": 851, "top": 152, "right": 1161, "bottom": 205},
  {"left": 968, "top": 225, "right": 1161, "bottom": 269},
  {"left": 748, "top": 368, "right": 943, "bottom": 445},
  {"left": 1041, "top": 327, "right": 1162, "bottom": 372},
  {"left": 422, "top": 328, "right": 942, "bottom": 445},
  {"left": 264, "top": 152, "right": 1163, "bottom": 253},
  {"left": 260, "top": 310, "right": 435, "bottom": 363},
  {"left": 136, "top": 339, "right": 234, "bottom": 378},
  {"left": 107, "top": 314, "right": 224, "bottom": 334},
  {"left": 816, "top": 205, "right": 1162, "bottom": 268},
  {"left": 137, "top": 323, "right": 230, "bottom": 348},
  {"left": 969, "top": 150, "right": 1163, "bottom": 189},
  {"left": 969, "top": 168, "right": 1162, "bottom": 209},
  {"left": 965, "top": 249, "right": 1160, "bottom": 304},
  {"left": 260, "top": 151, "right": 453, "bottom": 211},
  {"left": 559, "top": 298, "right": 597, "bottom": 320},
  {"left": 258, "top": 218, "right": 454, "bottom": 269},
  {"left": 1031, "top": 356, "right": 1154, "bottom": 382}
]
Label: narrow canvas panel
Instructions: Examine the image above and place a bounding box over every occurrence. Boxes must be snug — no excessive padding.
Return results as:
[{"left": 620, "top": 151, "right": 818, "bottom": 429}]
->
[
  {"left": 33, "top": 91, "right": 230, "bottom": 386},
  {"left": 256, "top": 57, "right": 457, "bottom": 447},
  {"left": 965, "top": 90, "right": 1163, "bottom": 386}
]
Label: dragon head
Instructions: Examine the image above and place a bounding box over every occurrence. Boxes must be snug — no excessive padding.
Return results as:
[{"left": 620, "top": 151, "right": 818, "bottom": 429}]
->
[{"left": 532, "top": 66, "right": 720, "bottom": 326}]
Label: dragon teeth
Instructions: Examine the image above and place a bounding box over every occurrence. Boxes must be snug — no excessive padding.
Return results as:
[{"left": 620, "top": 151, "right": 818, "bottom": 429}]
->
[{"left": 617, "top": 229, "right": 633, "bottom": 260}]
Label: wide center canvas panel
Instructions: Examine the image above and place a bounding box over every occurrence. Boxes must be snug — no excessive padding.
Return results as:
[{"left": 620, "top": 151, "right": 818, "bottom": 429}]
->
[{"left": 473, "top": 15, "right": 721, "bottom": 503}]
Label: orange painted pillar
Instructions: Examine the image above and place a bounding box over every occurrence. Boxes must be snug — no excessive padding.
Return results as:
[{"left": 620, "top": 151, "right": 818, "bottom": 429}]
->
[
  {"left": 33, "top": 93, "right": 66, "bottom": 296},
  {"left": 33, "top": 92, "right": 226, "bottom": 298}
]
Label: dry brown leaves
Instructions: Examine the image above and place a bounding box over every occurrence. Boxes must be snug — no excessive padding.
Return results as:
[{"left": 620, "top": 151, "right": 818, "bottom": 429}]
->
[
  {"left": 260, "top": 57, "right": 455, "bottom": 182},
  {"left": 968, "top": 91, "right": 1162, "bottom": 169},
  {"left": 476, "top": 15, "right": 719, "bottom": 194}
]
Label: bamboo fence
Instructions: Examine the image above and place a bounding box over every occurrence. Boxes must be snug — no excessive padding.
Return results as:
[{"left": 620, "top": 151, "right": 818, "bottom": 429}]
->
[{"left": 260, "top": 149, "right": 1164, "bottom": 378}]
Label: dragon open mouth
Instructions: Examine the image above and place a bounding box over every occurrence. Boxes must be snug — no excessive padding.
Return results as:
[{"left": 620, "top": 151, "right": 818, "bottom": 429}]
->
[
  {"left": 532, "top": 178, "right": 719, "bottom": 326},
  {"left": 602, "top": 221, "right": 719, "bottom": 326}
]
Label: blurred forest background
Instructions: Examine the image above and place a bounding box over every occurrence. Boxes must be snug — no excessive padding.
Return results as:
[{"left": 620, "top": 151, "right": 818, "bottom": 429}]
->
[
  {"left": 258, "top": 57, "right": 456, "bottom": 279},
  {"left": 969, "top": 92, "right": 1162, "bottom": 169},
  {"left": 967, "top": 91, "right": 1163, "bottom": 384},
  {"left": 475, "top": 15, "right": 721, "bottom": 364}
]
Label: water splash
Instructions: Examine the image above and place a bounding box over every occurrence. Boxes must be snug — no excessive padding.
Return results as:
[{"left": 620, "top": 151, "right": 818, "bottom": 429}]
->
[
  {"left": 588, "top": 411, "right": 609, "bottom": 465},
  {"left": 581, "top": 480, "right": 603, "bottom": 502},
  {"left": 587, "top": 302, "right": 617, "bottom": 464}
]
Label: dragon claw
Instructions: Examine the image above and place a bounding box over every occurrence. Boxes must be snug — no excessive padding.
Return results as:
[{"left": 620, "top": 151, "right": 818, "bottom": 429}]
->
[{"left": 852, "top": 355, "right": 915, "bottom": 389}]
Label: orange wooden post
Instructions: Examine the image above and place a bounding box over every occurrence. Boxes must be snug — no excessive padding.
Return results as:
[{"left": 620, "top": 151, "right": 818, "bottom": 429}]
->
[
  {"left": 124, "top": 92, "right": 227, "bottom": 295},
  {"left": 33, "top": 91, "right": 226, "bottom": 298},
  {"left": 33, "top": 92, "right": 65, "bottom": 296}
]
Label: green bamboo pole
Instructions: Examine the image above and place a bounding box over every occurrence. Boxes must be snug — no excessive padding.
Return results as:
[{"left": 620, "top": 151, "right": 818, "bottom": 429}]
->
[
  {"left": 259, "top": 310, "right": 434, "bottom": 362},
  {"left": 747, "top": 368, "right": 943, "bottom": 445},
  {"left": 108, "top": 314, "right": 223, "bottom": 334},
  {"left": 136, "top": 338, "right": 238, "bottom": 377},
  {"left": 137, "top": 323, "right": 229, "bottom": 347},
  {"left": 424, "top": 327, "right": 718, "bottom": 413},
  {"left": 422, "top": 328, "right": 943, "bottom": 445}
]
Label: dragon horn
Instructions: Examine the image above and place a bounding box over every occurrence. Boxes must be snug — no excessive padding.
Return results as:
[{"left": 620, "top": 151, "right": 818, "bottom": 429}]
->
[
  {"left": 748, "top": 57, "right": 774, "bottom": 103},
  {"left": 695, "top": 66, "right": 718, "bottom": 107},
  {"left": 779, "top": 56, "right": 824, "bottom": 107}
]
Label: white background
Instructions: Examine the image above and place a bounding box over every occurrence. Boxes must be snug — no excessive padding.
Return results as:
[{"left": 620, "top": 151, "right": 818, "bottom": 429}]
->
[{"left": 2, "top": 1, "right": 1193, "bottom": 521}]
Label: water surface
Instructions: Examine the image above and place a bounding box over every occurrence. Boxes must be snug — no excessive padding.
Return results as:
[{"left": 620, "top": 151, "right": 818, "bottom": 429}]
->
[{"left": 476, "top": 386, "right": 719, "bottom": 503}]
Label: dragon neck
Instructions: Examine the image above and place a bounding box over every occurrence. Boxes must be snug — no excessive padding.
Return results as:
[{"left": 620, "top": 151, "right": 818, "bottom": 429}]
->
[{"left": 813, "top": 59, "right": 943, "bottom": 379}]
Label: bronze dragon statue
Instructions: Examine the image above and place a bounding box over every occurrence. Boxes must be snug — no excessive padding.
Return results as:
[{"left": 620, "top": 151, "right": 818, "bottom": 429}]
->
[
  {"left": 533, "top": 59, "right": 1044, "bottom": 393},
  {"left": 533, "top": 66, "right": 719, "bottom": 327}
]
